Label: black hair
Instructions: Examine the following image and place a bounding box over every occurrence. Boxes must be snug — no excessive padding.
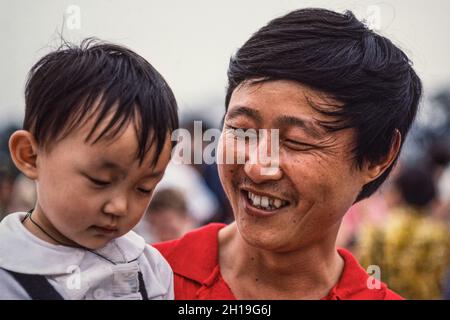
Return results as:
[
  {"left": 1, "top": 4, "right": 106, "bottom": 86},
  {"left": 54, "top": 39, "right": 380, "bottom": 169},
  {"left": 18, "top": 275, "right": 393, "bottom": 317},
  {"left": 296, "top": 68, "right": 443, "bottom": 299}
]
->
[
  {"left": 24, "top": 38, "right": 178, "bottom": 166},
  {"left": 394, "top": 166, "right": 436, "bottom": 209},
  {"left": 225, "top": 8, "right": 422, "bottom": 202},
  {"left": 427, "top": 142, "right": 450, "bottom": 171}
]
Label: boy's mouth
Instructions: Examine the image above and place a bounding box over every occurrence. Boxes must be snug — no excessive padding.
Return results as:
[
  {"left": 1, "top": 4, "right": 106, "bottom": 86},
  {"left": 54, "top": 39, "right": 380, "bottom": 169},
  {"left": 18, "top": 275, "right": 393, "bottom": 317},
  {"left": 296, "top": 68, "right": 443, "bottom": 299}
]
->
[{"left": 91, "top": 225, "right": 119, "bottom": 235}]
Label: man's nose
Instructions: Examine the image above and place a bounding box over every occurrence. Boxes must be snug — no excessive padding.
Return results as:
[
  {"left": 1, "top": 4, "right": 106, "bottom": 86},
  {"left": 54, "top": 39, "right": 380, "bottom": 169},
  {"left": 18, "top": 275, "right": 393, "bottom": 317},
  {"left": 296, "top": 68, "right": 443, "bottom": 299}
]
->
[{"left": 244, "top": 130, "right": 282, "bottom": 184}]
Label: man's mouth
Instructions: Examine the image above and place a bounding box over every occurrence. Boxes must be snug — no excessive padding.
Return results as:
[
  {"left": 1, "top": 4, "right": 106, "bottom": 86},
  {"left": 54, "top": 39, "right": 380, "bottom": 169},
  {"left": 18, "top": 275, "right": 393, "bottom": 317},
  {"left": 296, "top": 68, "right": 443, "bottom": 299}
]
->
[{"left": 241, "top": 189, "right": 291, "bottom": 213}]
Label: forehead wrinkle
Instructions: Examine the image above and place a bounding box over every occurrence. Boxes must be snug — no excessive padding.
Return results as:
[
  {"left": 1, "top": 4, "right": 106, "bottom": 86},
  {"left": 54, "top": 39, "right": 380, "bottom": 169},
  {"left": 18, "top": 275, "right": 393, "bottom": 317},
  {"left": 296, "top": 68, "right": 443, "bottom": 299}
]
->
[
  {"left": 225, "top": 106, "right": 263, "bottom": 124},
  {"left": 274, "top": 115, "right": 323, "bottom": 140},
  {"left": 303, "top": 93, "right": 343, "bottom": 118}
]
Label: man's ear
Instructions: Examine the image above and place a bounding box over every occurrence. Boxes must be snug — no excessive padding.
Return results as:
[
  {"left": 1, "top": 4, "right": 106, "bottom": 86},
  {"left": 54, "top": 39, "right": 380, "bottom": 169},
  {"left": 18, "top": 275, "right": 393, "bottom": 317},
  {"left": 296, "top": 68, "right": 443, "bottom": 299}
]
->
[
  {"left": 362, "top": 129, "right": 402, "bottom": 184},
  {"left": 9, "top": 130, "right": 39, "bottom": 180}
]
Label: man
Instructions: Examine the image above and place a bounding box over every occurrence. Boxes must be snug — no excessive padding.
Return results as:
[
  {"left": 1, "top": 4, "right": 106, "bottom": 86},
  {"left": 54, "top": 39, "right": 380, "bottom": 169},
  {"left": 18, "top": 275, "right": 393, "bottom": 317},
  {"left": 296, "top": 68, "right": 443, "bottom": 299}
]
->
[{"left": 154, "top": 8, "right": 421, "bottom": 299}]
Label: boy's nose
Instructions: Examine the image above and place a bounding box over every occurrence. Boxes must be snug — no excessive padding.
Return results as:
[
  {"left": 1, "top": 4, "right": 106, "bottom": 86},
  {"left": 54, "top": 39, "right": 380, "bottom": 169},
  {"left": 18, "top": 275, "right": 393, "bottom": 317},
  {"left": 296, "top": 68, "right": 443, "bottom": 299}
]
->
[{"left": 102, "top": 194, "right": 128, "bottom": 217}]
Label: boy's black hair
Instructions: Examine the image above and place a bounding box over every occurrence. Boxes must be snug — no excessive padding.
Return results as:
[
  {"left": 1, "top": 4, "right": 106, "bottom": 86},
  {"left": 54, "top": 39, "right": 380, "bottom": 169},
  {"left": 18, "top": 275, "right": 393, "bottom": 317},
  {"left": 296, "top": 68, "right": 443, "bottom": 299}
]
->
[
  {"left": 225, "top": 8, "right": 422, "bottom": 202},
  {"left": 24, "top": 38, "right": 178, "bottom": 166}
]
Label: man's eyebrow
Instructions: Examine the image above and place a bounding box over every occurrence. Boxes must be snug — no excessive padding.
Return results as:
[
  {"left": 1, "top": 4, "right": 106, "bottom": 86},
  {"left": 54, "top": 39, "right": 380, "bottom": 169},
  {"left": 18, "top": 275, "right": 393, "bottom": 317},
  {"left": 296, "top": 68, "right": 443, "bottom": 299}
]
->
[
  {"left": 274, "top": 116, "right": 324, "bottom": 139},
  {"left": 225, "top": 106, "right": 262, "bottom": 123}
]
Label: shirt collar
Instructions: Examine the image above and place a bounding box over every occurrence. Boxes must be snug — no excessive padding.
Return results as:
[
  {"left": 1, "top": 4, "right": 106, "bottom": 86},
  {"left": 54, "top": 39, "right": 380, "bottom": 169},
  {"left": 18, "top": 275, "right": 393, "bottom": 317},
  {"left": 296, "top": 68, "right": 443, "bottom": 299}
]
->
[
  {"left": 161, "top": 223, "right": 225, "bottom": 284},
  {"left": 328, "top": 247, "right": 388, "bottom": 300},
  {"left": 163, "top": 223, "right": 389, "bottom": 299},
  {"left": 0, "top": 212, "right": 145, "bottom": 275}
]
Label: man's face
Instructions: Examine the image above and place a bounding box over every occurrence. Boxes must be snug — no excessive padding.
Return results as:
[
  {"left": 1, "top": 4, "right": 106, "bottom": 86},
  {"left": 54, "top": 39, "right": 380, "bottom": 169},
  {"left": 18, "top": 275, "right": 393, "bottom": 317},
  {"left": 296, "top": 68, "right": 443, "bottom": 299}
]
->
[
  {"left": 34, "top": 112, "right": 172, "bottom": 250},
  {"left": 218, "top": 80, "right": 368, "bottom": 252}
]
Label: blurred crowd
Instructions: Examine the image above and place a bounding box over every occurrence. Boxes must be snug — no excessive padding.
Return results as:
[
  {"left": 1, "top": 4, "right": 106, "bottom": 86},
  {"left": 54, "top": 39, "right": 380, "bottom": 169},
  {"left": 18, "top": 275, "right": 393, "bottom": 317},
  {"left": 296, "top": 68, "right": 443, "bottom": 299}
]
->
[
  {"left": 338, "top": 142, "right": 450, "bottom": 299},
  {"left": 1, "top": 89, "right": 450, "bottom": 299}
]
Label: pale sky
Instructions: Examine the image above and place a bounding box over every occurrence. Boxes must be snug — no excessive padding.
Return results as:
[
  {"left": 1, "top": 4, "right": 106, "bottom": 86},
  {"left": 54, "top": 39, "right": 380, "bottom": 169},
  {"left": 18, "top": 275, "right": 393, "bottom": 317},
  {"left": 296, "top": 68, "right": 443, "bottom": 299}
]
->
[{"left": 1, "top": 0, "right": 449, "bottom": 127}]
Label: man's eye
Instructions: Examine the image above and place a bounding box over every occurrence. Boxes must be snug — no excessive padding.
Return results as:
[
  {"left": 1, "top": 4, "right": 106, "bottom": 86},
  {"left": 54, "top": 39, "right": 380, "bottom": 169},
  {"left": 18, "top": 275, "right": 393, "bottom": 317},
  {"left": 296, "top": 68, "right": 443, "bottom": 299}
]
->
[
  {"left": 224, "top": 124, "right": 240, "bottom": 131},
  {"left": 88, "top": 177, "right": 110, "bottom": 186},
  {"left": 284, "top": 139, "right": 315, "bottom": 150},
  {"left": 225, "top": 125, "right": 258, "bottom": 140}
]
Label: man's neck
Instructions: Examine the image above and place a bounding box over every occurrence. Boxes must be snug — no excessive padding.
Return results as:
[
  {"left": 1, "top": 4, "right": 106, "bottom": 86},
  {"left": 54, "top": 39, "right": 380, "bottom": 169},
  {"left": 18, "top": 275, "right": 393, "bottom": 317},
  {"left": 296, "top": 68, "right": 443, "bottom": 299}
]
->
[{"left": 218, "top": 222, "right": 344, "bottom": 299}]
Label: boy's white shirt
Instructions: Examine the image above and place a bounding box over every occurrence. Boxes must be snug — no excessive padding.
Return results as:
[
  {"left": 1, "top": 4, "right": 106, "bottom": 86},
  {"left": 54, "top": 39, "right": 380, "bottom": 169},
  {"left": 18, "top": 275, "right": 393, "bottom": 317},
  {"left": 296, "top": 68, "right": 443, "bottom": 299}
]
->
[{"left": 0, "top": 212, "right": 174, "bottom": 300}]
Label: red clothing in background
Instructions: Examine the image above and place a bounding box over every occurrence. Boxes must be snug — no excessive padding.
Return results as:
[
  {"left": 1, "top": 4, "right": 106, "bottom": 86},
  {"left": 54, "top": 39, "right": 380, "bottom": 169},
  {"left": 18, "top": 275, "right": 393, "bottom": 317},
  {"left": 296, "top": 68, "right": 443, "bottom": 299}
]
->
[{"left": 153, "top": 223, "right": 403, "bottom": 300}]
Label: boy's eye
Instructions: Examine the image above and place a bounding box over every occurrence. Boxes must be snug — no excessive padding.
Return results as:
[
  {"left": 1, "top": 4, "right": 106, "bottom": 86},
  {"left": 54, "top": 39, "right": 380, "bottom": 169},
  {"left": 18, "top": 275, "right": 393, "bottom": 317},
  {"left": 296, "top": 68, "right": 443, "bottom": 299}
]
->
[
  {"left": 88, "top": 176, "right": 110, "bottom": 186},
  {"left": 137, "top": 188, "right": 152, "bottom": 195}
]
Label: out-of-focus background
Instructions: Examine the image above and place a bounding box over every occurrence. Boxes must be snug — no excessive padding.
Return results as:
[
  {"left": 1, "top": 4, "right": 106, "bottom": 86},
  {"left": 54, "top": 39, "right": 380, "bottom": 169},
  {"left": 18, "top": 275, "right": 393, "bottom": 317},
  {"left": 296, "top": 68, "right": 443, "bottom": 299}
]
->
[{"left": 1, "top": 0, "right": 450, "bottom": 299}]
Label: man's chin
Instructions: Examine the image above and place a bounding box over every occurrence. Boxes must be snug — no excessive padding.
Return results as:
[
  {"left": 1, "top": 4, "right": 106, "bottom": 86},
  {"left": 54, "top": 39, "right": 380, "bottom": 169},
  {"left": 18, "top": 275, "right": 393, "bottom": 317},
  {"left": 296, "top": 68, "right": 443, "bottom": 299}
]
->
[{"left": 236, "top": 217, "right": 293, "bottom": 250}]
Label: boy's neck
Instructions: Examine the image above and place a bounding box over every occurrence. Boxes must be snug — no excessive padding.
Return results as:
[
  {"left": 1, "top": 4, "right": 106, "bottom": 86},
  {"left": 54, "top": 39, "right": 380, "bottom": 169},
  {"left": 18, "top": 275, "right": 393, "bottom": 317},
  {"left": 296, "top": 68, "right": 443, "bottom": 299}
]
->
[{"left": 23, "top": 207, "right": 78, "bottom": 247}]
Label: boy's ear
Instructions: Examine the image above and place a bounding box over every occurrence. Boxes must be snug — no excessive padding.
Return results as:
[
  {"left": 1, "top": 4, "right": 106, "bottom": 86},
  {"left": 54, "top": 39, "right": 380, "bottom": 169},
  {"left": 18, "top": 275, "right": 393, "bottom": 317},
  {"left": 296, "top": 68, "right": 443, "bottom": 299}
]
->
[
  {"left": 9, "top": 130, "right": 39, "bottom": 180},
  {"left": 362, "top": 129, "right": 402, "bottom": 184}
]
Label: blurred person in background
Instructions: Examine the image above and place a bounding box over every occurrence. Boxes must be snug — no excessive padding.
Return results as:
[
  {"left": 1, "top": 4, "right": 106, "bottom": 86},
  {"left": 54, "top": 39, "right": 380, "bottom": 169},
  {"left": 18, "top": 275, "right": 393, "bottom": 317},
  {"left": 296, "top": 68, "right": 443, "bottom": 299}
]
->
[
  {"left": 426, "top": 142, "right": 450, "bottom": 184},
  {"left": 157, "top": 118, "right": 221, "bottom": 225},
  {"left": 0, "top": 125, "right": 22, "bottom": 221},
  {"left": 181, "top": 118, "right": 234, "bottom": 224},
  {"left": 438, "top": 165, "right": 450, "bottom": 221},
  {"left": 337, "top": 163, "right": 404, "bottom": 251},
  {"left": 157, "top": 160, "right": 218, "bottom": 225},
  {"left": 425, "top": 142, "right": 450, "bottom": 220},
  {"left": 0, "top": 169, "right": 15, "bottom": 221},
  {"left": 358, "top": 165, "right": 450, "bottom": 299},
  {"left": 6, "top": 174, "right": 36, "bottom": 214},
  {"left": 134, "top": 188, "right": 194, "bottom": 243}
]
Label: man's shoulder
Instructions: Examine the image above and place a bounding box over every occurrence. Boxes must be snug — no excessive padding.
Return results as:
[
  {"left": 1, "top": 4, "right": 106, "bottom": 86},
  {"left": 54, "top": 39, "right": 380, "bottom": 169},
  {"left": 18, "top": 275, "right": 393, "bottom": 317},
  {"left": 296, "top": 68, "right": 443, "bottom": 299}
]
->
[
  {"left": 153, "top": 223, "right": 226, "bottom": 255},
  {"left": 383, "top": 289, "right": 404, "bottom": 300},
  {"left": 335, "top": 248, "right": 404, "bottom": 300},
  {"left": 153, "top": 223, "right": 226, "bottom": 283}
]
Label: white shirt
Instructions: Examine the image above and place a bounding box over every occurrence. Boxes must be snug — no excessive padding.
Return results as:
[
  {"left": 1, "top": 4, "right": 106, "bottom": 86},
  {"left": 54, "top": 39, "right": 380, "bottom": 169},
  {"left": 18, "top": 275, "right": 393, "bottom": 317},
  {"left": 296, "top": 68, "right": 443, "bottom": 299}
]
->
[{"left": 0, "top": 212, "right": 174, "bottom": 300}]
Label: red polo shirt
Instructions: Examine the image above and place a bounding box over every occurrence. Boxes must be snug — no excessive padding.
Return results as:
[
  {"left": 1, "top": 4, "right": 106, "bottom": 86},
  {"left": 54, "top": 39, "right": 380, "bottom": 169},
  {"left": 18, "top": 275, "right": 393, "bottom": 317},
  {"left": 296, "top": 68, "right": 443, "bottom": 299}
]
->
[{"left": 153, "top": 223, "right": 403, "bottom": 300}]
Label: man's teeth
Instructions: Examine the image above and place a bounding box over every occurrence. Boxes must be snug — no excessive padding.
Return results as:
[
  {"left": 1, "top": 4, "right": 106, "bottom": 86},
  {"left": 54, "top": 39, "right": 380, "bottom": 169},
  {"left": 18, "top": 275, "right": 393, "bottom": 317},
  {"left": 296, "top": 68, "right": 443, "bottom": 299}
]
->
[{"left": 247, "top": 191, "right": 287, "bottom": 210}]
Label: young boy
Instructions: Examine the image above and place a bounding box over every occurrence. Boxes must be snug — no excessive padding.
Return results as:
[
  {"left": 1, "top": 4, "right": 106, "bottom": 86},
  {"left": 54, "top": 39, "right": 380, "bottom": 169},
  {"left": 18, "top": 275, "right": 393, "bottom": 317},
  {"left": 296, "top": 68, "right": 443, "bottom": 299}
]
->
[{"left": 0, "top": 38, "right": 178, "bottom": 299}]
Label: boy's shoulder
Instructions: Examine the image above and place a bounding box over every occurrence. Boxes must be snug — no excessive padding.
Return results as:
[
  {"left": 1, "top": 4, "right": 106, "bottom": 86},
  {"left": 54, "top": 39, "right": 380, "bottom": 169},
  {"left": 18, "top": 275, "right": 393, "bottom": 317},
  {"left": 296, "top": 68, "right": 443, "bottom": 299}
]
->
[
  {"left": 0, "top": 212, "right": 85, "bottom": 274},
  {"left": 0, "top": 213, "right": 167, "bottom": 276},
  {"left": 0, "top": 216, "right": 173, "bottom": 299}
]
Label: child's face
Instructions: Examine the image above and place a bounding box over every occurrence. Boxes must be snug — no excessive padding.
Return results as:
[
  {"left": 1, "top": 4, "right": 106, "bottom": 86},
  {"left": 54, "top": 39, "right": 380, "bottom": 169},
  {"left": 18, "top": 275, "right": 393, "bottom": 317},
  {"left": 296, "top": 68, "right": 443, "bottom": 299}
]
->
[{"left": 33, "top": 114, "right": 172, "bottom": 249}]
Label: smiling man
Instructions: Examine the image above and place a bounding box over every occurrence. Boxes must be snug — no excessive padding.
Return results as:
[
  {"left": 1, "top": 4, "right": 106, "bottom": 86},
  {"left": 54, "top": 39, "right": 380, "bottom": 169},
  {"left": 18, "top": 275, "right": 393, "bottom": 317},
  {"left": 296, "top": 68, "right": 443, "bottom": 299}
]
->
[{"left": 154, "top": 8, "right": 421, "bottom": 299}]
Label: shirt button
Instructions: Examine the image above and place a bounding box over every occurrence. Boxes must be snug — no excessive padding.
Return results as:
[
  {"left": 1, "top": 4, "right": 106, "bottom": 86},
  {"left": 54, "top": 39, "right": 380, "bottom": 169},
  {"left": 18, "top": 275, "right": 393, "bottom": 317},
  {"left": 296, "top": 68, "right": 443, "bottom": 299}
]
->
[{"left": 93, "top": 288, "right": 106, "bottom": 300}]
